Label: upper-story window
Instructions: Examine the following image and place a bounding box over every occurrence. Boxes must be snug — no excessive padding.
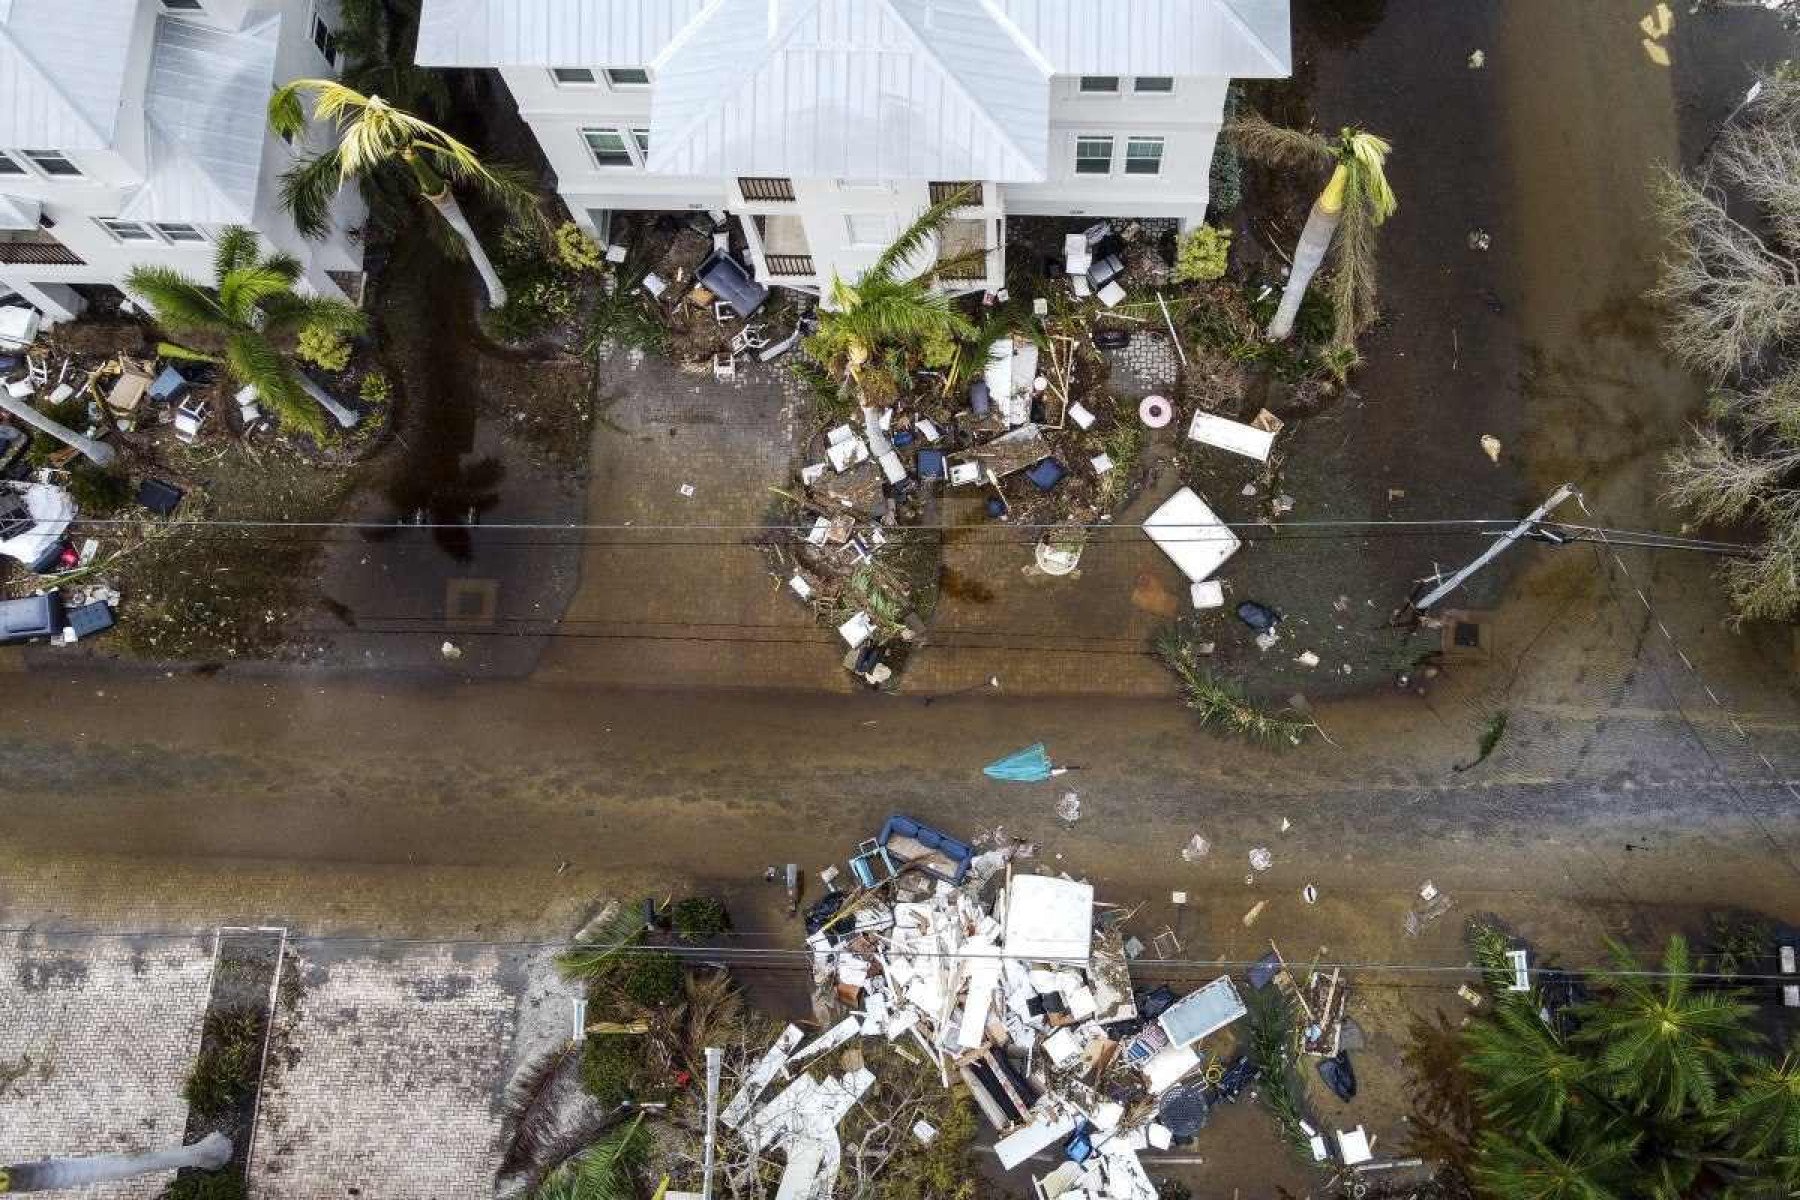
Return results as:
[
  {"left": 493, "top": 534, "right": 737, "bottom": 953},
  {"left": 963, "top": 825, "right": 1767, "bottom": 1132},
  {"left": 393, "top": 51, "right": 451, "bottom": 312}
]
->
[
  {"left": 582, "top": 128, "right": 636, "bottom": 168},
  {"left": 154, "top": 222, "right": 208, "bottom": 243},
  {"left": 97, "top": 219, "right": 157, "bottom": 242},
  {"left": 1134, "top": 76, "right": 1174, "bottom": 93},
  {"left": 1124, "top": 136, "right": 1165, "bottom": 176},
  {"left": 310, "top": 7, "right": 339, "bottom": 67},
  {"left": 0, "top": 151, "right": 24, "bottom": 176},
  {"left": 161, "top": 0, "right": 204, "bottom": 9},
  {"left": 23, "top": 150, "right": 80, "bottom": 177},
  {"left": 1074, "top": 135, "right": 1113, "bottom": 174},
  {"left": 1078, "top": 76, "right": 1120, "bottom": 94},
  {"left": 605, "top": 68, "right": 651, "bottom": 88},
  {"left": 552, "top": 68, "right": 598, "bottom": 85}
]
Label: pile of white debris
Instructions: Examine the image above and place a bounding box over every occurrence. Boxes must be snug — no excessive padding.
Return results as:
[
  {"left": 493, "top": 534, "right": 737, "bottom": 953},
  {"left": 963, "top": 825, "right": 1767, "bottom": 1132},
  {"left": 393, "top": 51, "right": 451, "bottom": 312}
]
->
[{"left": 719, "top": 834, "right": 1251, "bottom": 1199}]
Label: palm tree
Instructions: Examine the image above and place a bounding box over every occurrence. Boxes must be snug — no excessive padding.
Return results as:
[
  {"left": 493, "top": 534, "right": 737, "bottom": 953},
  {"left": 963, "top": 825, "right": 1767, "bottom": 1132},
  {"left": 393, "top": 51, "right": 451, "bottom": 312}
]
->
[
  {"left": 1723, "top": 1038, "right": 1800, "bottom": 1162},
  {"left": 127, "top": 226, "right": 368, "bottom": 437},
  {"left": 1471, "top": 1129, "right": 1639, "bottom": 1200},
  {"left": 269, "top": 80, "right": 539, "bottom": 308},
  {"left": 334, "top": 0, "right": 446, "bottom": 122},
  {"left": 1230, "top": 112, "right": 1397, "bottom": 349},
  {"left": 1466, "top": 995, "right": 1592, "bottom": 1141},
  {"left": 1574, "top": 935, "right": 1758, "bottom": 1121},
  {"left": 808, "top": 184, "right": 983, "bottom": 399},
  {"left": 532, "top": 1114, "right": 645, "bottom": 1200},
  {"left": 2, "top": 1132, "right": 230, "bottom": 1192}
]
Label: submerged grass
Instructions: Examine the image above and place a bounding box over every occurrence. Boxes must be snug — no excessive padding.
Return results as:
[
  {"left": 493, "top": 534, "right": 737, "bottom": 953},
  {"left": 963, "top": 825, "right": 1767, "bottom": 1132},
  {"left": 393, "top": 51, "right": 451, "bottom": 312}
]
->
[{"left": 1155, "top": 626, "right": 1312, "bottom": 745}]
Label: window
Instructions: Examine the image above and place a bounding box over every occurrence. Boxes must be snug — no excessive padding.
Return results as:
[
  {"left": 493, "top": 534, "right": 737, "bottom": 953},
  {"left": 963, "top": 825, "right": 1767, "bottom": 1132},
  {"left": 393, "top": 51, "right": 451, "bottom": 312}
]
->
[
  {"left": 845, "top": 213, "right": 895, "bottom": 245},
  {"left": 1074, "top": 135, "right": 1113, "bottom": 175},
  {"left": 1134, "top": 76, "right": 1174, "bottom": 93},
  {"left": 630, "top": 128, "right": 650, "bottom": 158},
  {"left": 552, "top": 67, "right": 597, "bottom": 85},
  {"left": 161, "top": 0, "right": 204, "bottom": 8},
  {"left": 153, "top": 223, "right": 207, "bottom": 243},
  {"left": 1124, "top": 136, "right": 1165, "bottom": 176},
  {"left": 1078, "top": 76, "right": 1120, "bottom": 93},
  {"left": 310, "top": 10, "right": 338, "bottom": 67},
  {"left": 0, "top": 152, "right": 23, "bottom": 176},
  {"left": 581, "top": 127, "right": 634, "bottom": 167},
  {"left": 97, "top": 219, "right": 155, "bottom": 242},
  {"left": 605, "top": 67, "right": 651, "bottom": 87},
  {"left": 24, "top": 150, "right": 79, "bottom": 177}
]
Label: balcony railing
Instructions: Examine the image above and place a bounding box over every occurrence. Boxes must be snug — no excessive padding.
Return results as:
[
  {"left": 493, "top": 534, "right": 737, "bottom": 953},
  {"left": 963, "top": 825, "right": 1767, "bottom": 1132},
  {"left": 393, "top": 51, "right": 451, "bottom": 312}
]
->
[
  {"left": 764, "top": 253, "right": 814, "bottom": 277},
  {"left": 739, "top": 176, "right": 796, "bottom": 202},
  {"left": 929, "top": 181, "right": 980, "bottom": 206},
  {"left": 0, "top": 241, "right": 83, "bottom": 266}
]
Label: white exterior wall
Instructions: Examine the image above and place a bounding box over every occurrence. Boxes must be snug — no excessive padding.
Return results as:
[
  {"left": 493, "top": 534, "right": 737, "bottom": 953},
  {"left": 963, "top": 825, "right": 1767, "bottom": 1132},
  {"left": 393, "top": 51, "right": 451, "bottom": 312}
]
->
[
  {"left": 0, "top": 0, "right": 365, "bottom": 323},
  {"left": 511, "top": 65, "right": 1225, "bottom": 295}
]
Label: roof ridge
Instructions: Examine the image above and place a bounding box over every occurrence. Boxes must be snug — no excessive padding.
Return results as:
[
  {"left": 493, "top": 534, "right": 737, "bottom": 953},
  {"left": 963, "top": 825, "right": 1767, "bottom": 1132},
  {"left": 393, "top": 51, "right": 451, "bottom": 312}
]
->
[
  {"left": 1213, "top": 0, "right": 1287, "bottom": 75},
  {"left": 880, "top": 0, "right": 1046, "bottom": 180},
  {"left": 0, "top": 15, "right": 111, "bottom": 149}
]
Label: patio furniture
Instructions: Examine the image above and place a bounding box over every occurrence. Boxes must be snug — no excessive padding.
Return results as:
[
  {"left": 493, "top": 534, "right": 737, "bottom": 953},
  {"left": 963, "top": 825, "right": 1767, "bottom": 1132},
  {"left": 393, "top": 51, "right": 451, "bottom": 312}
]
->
[
  {"left": 147, "top": 365, "right": 189, "bottom": 405},
  {"left": 712, "top": 352, "right": 736, "bottom": 381},
  {"left": 695, "top": 249, "right": 768, "bottom": 319},
  {"left": 173, "top": 396, "right": 208, "bottom": 444},
  {"left": 730, "top": 324, "right": 770, "bottom": 356}
]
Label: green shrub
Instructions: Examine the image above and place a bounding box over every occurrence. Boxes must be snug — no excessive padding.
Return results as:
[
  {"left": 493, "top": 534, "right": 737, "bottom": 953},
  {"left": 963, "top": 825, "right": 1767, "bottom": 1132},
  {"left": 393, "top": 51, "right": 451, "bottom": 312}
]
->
[
  {"left": 580, "top": 1033, "right": 648, "bottom": 1106},
  {"left": 161, "top": 1171, "right": 247, "bottom": 1200},
  {"left": 552, "top": 222, "right": 605, "bottom": 273},
  {"left": 358, "top": 370, "right": 392, "bottom": 405},
  {"left": 672, "top": 896, "right": 730, "bottom": 941},
  {"left": 1174, "top": 225, "right": 1232, "bottom": 283},
  {"left": 66, "top": 463, "right": 132, "bottom": 515},
  {"left": 296, "top": 327, "right": 351, "bottom": 372},
  {"left": 617, "top": 952, "right": 683, "bottom": 1006}
]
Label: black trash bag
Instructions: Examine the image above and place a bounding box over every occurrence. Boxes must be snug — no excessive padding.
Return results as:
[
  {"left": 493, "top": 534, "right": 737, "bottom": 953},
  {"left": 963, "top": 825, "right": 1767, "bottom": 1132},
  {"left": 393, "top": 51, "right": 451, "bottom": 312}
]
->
[
  {"left": 1138, "top": 985, "right": 1177, "bottom": 1019},
  {"left": 1237, "top": 600, "right": 1280, "bottom": 632},
  {"left": 1317, "top": 1050, "right": 1357, "bottom": 1102},
  {"left": 803, "top": 891, "right": 848, "bottom": 937}
]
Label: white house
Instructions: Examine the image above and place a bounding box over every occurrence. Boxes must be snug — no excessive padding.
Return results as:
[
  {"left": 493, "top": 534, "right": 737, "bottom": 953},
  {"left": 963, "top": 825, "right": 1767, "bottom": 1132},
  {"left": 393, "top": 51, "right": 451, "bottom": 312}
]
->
[
  {"left": 0, "top": 0, "right": 367, "bottom": 325},
  {"left": 415, "top": 0, "right": 1288, "bottom": 295}
]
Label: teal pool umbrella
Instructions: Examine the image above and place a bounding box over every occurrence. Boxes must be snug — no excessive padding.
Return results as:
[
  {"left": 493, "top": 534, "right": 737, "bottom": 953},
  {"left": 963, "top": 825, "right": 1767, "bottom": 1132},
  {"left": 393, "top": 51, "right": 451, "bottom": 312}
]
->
[{"left": 984, "top": 743, "right": 1054, "bottom": 782}]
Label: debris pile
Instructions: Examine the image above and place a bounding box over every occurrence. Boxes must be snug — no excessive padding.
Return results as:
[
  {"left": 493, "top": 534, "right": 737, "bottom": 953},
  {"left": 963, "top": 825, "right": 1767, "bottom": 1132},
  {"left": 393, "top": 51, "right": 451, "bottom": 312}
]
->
[{"left": 722, "top": 815, "right": 1281, "bottom": 1199}]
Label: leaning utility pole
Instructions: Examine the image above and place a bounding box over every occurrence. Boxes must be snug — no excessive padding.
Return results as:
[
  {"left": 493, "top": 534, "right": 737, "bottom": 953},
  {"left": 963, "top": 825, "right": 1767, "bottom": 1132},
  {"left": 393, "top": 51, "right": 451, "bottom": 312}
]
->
[{"left": 1404, "top": 482, "right": 1581, "bottom": 617}]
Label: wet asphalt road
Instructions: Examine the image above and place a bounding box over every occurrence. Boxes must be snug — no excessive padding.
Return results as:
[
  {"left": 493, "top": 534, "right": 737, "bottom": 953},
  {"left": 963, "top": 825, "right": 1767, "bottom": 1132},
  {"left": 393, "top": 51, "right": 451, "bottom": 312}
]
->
[{"left": 2, "top": 1, "right": 1799, "bottom": 981}]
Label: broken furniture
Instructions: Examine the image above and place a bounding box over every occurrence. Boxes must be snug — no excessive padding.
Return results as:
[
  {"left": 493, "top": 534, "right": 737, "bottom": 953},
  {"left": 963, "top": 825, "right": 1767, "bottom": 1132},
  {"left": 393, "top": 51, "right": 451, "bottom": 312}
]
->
[
  {"left": 0, "top": 591, "right": 62, "bottom": 645},
  {"left": 712, "top": 353, "right": 736, "bottom": 381},
  {"left": 102, "top": 362, "right": 153, "bottom": 428},
  {"left": 147, "top": 365, "right": 190, "bottom": 406},
  {"left": 876, "top": 813, "right": 973, "bottom": 884},
  {"left": 729, "top": 324, "right": 770, "bottom": 357},
  {"left": 173, "top": 396, "right": 209, "bottom": 444},
  {"left": 1143, "top": 486, "right": 1240, "bottom": 584},
  {"left": 0, "top": 305, "right": 40, "bottom": 352},
  {"left": 1024, "top": 457, "right": 1067, "bottom": 491},
  {"left": 64, "top": 597, "right": 116, "bottom": 641},
  {"left": 0, "top": 480, "right": 73, "bottom": 571},
  {"left": 695, "top": 248, "right": 769, "bottom": 319}
]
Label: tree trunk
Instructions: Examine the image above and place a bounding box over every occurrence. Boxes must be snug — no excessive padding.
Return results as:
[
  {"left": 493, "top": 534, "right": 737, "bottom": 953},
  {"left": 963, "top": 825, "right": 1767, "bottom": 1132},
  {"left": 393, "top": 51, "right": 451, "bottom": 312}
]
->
[
  {"left": 427, "top": 189, "right": 508, "bottom": 310},
  {"left": 294, "top": 373, "right": 359, "bottom": 429},
  {"left": 1267, "top": 163, "right": 1347, "bottom": 342},
  {"left": 0, "top": 393, "right": 115, "bottom": 466},
  {"left": 3, "top": 1133, "right": 231, "bottom": 1192}
]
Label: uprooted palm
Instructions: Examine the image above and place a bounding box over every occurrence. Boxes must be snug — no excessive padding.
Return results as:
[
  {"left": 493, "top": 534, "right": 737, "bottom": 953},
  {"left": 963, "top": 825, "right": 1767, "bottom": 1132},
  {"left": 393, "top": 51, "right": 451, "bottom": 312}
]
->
[
  {"left": 269, "top": 80, "right": 539, "bottom": 308},
  {"left": 1230, "top": 112, "right": 1396, "bottom": 351},
  {"left": 126, "top": 225, "right": 367, "bottom": 437}
]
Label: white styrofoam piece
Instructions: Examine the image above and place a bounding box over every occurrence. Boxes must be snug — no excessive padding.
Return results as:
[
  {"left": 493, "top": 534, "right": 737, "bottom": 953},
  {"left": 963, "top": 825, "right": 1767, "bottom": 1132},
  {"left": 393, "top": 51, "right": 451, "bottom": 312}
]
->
[
  {"left": 1187, "top": 410, "right": 1276, "bottom": 462},
  {"left": 1143, "top": 487, "right": 1240, "bottom": 584},
  {"left": 1140, "top": 1043, "right": 1201, "bottom": 1094},
  {"left": 788, "top": 574, "right": 814, "bottom": 600},
  {"left": 1097, "top": 281, "right": 1126, "bottom": 308},
  {"left": 1068, "top": 401, "right": 1096, "bottom": 429},
  {"left": 1336, "top": 1126, "right": 1373, "bottom": 1166},
  {"left": 1090, "top": 453, "right": 1113, "bottom": 474},
  {"left": 1190, "top": 580, "right": 1225, "bottom": 609},
  {"left": 838, "top": 611, "right": 874, "bottom": 648}
]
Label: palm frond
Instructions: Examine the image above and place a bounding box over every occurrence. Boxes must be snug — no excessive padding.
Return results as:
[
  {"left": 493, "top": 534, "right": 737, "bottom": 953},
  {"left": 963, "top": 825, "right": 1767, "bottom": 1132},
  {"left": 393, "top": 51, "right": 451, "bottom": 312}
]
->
[
  {"left": 869, "top": 185, "right": 974, "bottom": 283},
  {"left": 225, "top": 332, "right": 321, "bottom": 438},
  {"left": 1329, "top": 166, "right": 1381, "bottom": 349},
  {"left": 125, "top": 266, "right": 227, "bottom": 336},
  {"left": 280, "top": 149, "right": 349, "bottom": 241},
  {"left": 557, "top": 901, "right": 644, "bottom": 981},
  {"left": 267, "top": 81, "right": 310, "bottom": 142},
  {"left": 261, "top": 292, "right": 369, "bottom": 341},
  {"left": 219, "top": 264, "right": 303, "bottom": 326},
  {"left": 213, "top": 225, "right": 262, "bottom": 280},
  {"left": 1347, "top": 129, "right": 1398, "bottom": 223},
  {"left": 1229, "top": 111, "right": 1336, "bottom": 172},
  {"left": 499, "top": 1044, "right": 579, "bottom": 1178}
]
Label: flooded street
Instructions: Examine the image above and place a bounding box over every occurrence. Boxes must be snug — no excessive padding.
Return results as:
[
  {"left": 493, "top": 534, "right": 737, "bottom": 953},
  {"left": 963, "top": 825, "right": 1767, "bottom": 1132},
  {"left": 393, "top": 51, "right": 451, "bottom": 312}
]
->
[{"left": 5, "top": 1, "right": 1800, "bottom": 1194}]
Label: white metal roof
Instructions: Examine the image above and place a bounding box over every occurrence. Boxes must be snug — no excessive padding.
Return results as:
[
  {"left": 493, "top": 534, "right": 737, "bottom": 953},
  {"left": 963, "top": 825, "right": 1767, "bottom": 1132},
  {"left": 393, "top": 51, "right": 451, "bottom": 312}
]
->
[
  {"left": 649, "top": 0, "right": 1048, "bottom": 180},
  {"left": 119, "top": 15, "right": 280, "bottom": 225},
  {"left": 988, "top": 0, "right": 1290, "bottom": 76},
  {"left": 415, "top": 0, "right": 712, "bottom": 67},
  {"left": 0, "top": 0, "right": 138, "bottom": 150}
]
